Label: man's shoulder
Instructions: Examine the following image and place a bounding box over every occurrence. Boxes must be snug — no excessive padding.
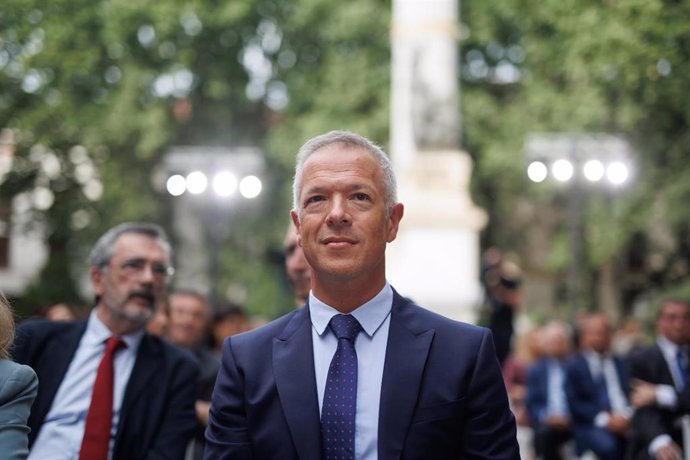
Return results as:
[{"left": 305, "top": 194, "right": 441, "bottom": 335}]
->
[
  {"left": 393, "top": 293, "right": 487, "bottom": 338},
  {"left": 16, "top": 317, "right": 81, "bottom": 336}
]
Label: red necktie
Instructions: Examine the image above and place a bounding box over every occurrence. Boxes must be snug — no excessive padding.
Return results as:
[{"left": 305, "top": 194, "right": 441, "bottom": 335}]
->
[{"left": 80, "top": 336, "right": 125, "bottom": 460}]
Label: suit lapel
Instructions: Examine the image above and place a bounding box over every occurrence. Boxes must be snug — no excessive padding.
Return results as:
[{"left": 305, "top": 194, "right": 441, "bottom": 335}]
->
[
  {"left": 378, "top": 292, "right": 434, "bottom": 460},
  {"left": 273, "top": 307, "right": 321, "bottom": 460},
  {"left": 120, "top": 334, "right": 162, "bottom": 418},
  {"left": 32, "top": 322, "right": 86, "bottom": 441}
]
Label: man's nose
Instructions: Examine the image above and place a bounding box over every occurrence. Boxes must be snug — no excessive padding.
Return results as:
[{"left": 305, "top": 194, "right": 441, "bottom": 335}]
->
[{"left": 326, "top": 197, "right": 350, "bottom": 225}]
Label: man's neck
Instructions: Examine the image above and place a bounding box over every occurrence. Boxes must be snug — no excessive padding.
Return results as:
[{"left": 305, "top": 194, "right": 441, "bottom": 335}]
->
[{"left": 311, "top": 277, "right": 387, "bottom": 313}]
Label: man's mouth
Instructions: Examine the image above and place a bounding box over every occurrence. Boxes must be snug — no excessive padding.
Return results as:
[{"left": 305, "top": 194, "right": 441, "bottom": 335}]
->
[{"left": 128, "top": 292, "right": 155, "bottom": 306}]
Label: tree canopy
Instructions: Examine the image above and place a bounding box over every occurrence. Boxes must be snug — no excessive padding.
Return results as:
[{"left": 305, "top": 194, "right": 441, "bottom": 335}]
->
[{"left": 1, "top": 0, "right": 688, "bottom": 319}]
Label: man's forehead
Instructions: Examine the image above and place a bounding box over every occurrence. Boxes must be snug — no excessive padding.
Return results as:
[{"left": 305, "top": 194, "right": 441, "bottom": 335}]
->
[{"left": 112, "top": 232, "right": 167, "bottom": 256}]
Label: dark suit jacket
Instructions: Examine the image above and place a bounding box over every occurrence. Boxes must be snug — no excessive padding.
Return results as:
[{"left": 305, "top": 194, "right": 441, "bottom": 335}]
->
[
  {"left": 526, "top": 358, "right": 569, "bottom": 426},
  {"left": 564, "top": 352, "right": 629, "bottom": 452},
  {"left": 204, "top": 289, "right": 520, "bottom": 460},
  {"left": 13, "top": 318, "right": 200, "bottom": 460},
  {"left": 627, "top": 343, "right": 687, "bottom": 459}
]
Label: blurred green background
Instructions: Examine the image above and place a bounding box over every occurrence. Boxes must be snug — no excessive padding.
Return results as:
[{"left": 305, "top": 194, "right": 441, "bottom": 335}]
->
[{"left": 1, "top": 0, "right": 689, "bottom": 324}]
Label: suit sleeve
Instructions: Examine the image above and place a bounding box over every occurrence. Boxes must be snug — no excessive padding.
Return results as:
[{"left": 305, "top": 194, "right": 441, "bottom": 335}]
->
[
  {"left": 0, "top": 363, "right": 39, "bottom": 460},
  {"left": 461, "top": 328, "right": 521, "bottom": 459},
  {"left": 526, "top": 362, "right": 545, "bottom": 425},
  {"left": 144, "top": 354, "right": 199, "bottom": 460},
  {"left": 627, "top": 349, "right": 677, "bottom": 451},
  {"left": 204, "top": 337, "right": 253, "bottom": 460}
]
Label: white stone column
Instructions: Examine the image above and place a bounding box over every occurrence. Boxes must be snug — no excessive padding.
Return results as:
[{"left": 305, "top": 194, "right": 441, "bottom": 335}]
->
[{"left": 388, "top": 0, "right": 486, "bottom": 323}]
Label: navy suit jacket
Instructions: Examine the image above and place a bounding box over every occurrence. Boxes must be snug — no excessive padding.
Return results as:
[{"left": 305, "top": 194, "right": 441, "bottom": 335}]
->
[
  {"left": 13, "top": 318, "right": 200, "bottom": 460},
  {"left": 205, "top": 289, "right": 520, "bottom": 460},
  {"left": 564, "top": 353, "right": 629, "bottom": 428},
  {"left": 526, "top": 358, "right": 569, "bottom": 426}
]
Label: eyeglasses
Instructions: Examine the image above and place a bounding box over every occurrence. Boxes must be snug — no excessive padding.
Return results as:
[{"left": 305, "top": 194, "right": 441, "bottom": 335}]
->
[{"left": 111, "top": 258, "right": 174, "bottom": 279}]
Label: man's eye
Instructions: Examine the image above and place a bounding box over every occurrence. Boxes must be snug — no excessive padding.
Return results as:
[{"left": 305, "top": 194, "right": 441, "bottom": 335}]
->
[
  {"left": 122, "top": 260, "right": 145, "bottom": 270},
  {"left": 305, "top": 196, "right": 324, "bottom": 205},
  {"left": 353, "top": 193, "right": 369, "bottom": 201}
]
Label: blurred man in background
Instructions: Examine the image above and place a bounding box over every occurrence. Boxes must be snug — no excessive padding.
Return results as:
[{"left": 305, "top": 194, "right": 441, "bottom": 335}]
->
[
  {"left": 628, "top": 299, "right": 690, "bottom": 460},
  {"left": 527, "top": 321, "right": 574, "bottom": 459},
  {"left": 565, "top": 313, "right": 631, "bottom": 460},
  {"left": 14, "top": 222, "right": 198, "bottom": 460},
  {"left": 167, "top": 289, "right": 220, "bottom": 460},
  {"left": 283, "top": 222, "right": 311, "bottom": 308}
]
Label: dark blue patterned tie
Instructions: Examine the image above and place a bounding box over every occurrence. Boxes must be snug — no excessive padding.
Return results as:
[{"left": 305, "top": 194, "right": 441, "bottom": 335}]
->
[
  {"left": 676, "top": 349, "right": 688, "bottom": 389},
  {"left": 321, "top": 314, "right": 362, "bottom": 460}
]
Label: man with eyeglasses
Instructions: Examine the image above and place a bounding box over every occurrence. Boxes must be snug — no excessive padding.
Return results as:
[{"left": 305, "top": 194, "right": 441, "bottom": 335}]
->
[
  {"left": 628, "top": 299, "right": 690, "bottom": 460},
  {"left": 13, "top": 222, "right": 199, "bottom": 460}
]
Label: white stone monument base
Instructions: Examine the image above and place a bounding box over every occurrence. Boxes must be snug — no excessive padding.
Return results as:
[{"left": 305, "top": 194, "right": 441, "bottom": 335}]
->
[{"left": 387, "top": 150, "right": 486, "bottom": 324}]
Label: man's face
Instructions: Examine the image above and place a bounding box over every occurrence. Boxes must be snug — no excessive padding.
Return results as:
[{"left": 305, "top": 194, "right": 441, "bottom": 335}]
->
[
  {"left": 581, "top": 315, "right": 611, "bottom": 354},
  {"left": 284, "top": 227, "right": 311, "bottom": 305},
  {"left": 657, "top": 301, "right": 690, "bottom": 346},
  {"left": 167, "top": 293, "right": 209, "bottom": 348},
  {"left": 292, "top": 145, "right": 403, "bottom": 286},
  {"left": 91, "top": 233, "right": 170, "bottom": 330}
]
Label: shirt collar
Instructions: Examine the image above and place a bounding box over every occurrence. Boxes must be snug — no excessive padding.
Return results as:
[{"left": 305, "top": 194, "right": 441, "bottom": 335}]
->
[
  {"left": 309, "top": 282, "right": 393, "bottom": 338},
  {"left": 658, "top": 335, "right": 682, "bottom": 356},
  {"left": 86, "top": 308, "right": 145, "bottom": 352}
]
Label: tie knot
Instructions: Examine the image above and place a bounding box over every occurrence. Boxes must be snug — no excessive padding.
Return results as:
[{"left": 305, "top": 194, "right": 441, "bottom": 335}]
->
[
  {"left": 105, "top": 336, "right": 126, "bottom": 354},
  {"left": 329, "top": 314, "right": 361, "bottom": 342}
]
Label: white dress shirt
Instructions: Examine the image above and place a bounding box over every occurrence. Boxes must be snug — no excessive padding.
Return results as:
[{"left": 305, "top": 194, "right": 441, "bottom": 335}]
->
[
  {"left": 29, "top": 309, "right": 144, "bottom": 460},
  {"left": 310, "top": 283, "right": 392, "bottom": 460}
]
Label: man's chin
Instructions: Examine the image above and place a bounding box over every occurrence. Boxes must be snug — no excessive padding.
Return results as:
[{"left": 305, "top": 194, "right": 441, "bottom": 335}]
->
[{"left": 119, "top": 304, "right": 154, "bottom": 324}]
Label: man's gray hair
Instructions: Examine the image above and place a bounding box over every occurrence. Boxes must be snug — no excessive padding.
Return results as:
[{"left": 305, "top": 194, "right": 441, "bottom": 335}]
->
[
  {"left": 89, "top": 222, "right": 172, "bottom": 269},
  {"left": 292, "top": 130, "right": 397, "bottom": 217}
]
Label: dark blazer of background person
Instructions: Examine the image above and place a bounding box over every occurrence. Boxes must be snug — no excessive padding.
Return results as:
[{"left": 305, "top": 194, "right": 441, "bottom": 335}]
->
[
  {"left": 564, "top": 353, "right": 629, "bottom": 455},
  {"left": 205, "top": 289, "right": 519, "bottom": 460},
  {"left": 0, "top": 359, "right": 38, "bottom": 460},
  {"left": 13, "top": 319, "right": 199, "bottom": 460},
  {"left": 627, "top": 344, "right": 686, "bottom": 459}
]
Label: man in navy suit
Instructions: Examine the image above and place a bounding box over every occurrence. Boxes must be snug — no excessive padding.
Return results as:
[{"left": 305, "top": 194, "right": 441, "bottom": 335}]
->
[
  {"left": 565, "top": 313, "right": 631, "bottom": 460},
  {"left": 627, "top": 299, "right": 690, "bottom": 460},
  {"left": 14, "top": 222, "right": 199, "bottom": 460},
  {"left": 526, "top": 321, "right": 573, "bottom": 459},
  {"left": 204, "top": 131, "right": 519, "bottom": 459}
]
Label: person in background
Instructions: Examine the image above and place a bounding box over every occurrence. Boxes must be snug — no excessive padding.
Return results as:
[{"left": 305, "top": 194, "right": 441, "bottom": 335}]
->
[
  {"left": 283, "top": 221, "right": 311, "bottom": 307},
  {"left": 0, "top": 291, "right": 38, "bottom": 460},
  {"left": 526, "top": 321, "right": 574, "bottom": 460},
  {"left": 210, "top": 302, "right": 247, "bottom": 356},
  {"left": 166, "top": 290, "right": 220, "bottom": 460},
  {"left": 146, "top": 296, "right": 169, "bottom": 337},
  {"left": 565, "top": 313, "right": 631, "bottom": 460},
  {"left": 204, "top": 130, "right": 519, "bottom": 459},
  {"left": 627, "top": 299, "right": 690, "bottom": 460},
  {"left": 486, "top": 257, "right": 523, "bottom": 366},
  {"left": 13, "top": 222, "right": 199, "bottom": 460},
  {"left": 41, "top": 303, "right": 78, "bottom": 321}
]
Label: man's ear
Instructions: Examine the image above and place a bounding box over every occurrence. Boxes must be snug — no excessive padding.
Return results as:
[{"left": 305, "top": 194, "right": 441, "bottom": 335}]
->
[
  {"left": 290, "top": 210, "right": 302, "bottom": 246},
  {"left": 386, "top": 203, "right": 404, "bottom": 243},
  {"left": 90, "top": 266, "right": 104, "bottom": 296}
]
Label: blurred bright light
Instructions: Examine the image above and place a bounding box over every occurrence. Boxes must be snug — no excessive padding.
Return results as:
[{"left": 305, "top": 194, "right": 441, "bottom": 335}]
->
[
  {"left": 212, "top": 171, "right": 238, "bottom": 197},
  {"left": 239, "top": 175, "right": 262, "bottom": 199},
  {"left": 527, "top": 161, "right": 548, "bottom": 183},
  {"left": 606, "top": 161, "right": 629, "bottom": 185},
  {"left": 186, "top": 171, "right": 207, "bottom": 194},
  {"left": 166, "top": 174, "right": 186, "bottom": 196},
  {"left": 552, "top": 159, "right": 574, "bottom": 182},
  {"left": 583, "top": 160, "right": 605, "bottom": 182}
]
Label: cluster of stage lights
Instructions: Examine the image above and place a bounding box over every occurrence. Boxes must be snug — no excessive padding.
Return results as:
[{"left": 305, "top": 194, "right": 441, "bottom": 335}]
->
[
  {"left": 526, "top": 159, "right": 630, "bottom": 185},
  {"left": 166, "top": 171, "right": 263, "bottom": 199}
]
